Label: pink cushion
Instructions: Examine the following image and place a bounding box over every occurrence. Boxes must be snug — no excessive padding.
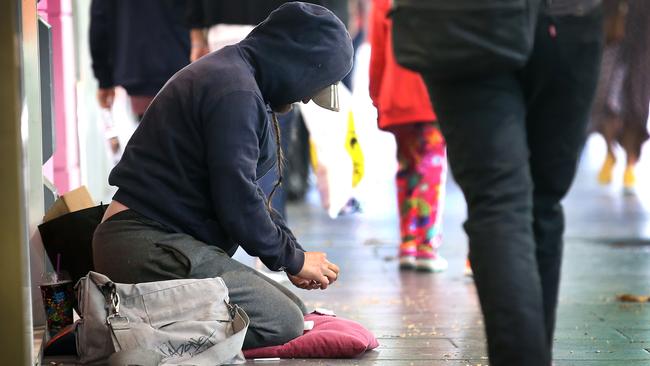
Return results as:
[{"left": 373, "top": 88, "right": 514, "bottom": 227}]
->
[{"left": 243, "top": 313, "right": 379, "bottom": 358}]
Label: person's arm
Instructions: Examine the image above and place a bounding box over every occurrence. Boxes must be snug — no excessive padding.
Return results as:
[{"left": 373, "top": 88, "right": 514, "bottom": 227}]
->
[
  {"left": 267, "top": 191, "right": 343, "bottom": 290},
  {"left": 268, "top": 206, "right": 305, "bottom": 252},
  {"left": 368, "top": 0, "right": 388, "bottom": 108},
  {"left": 89, "top": 0, "right": 115, "bottom": 108},
  {"left": 203, "top": 91, "right": 306, "bottom": 274},
  {"left": 190, "top": 28, "right": 210, "bottom": 62}
]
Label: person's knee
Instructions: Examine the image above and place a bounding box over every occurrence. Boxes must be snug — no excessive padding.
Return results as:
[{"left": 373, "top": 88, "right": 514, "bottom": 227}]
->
[
  {"left": 262, "top": 302, "right": 304, "bottom": 346},
  {"left": 221, "top": 271, "right": 305, "bottom": 348},
  {"left": 464, "top": 165, "right": 533, "bottom": 224},
  {"left": 244, "top": 301, "right": 304, "bottom": 349}
]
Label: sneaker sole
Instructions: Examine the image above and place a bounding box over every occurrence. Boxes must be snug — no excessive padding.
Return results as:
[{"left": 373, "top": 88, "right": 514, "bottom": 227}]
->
[
  {"left": 399, "top": 256, "right": 416, "bottom": 270},
  {"left": 415, "top": 265, "right": 447, "bottom": 273},
  {"left": 415, "top": 259, "right": 448, "bottom": 273}
]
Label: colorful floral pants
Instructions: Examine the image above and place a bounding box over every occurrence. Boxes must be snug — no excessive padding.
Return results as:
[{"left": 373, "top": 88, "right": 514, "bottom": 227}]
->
[{"left": 390, "top": 123, "right": 447, "bottom": 258}]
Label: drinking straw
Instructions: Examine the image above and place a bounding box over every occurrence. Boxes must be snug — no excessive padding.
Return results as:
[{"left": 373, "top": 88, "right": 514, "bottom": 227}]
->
[{"left": 56, "top": 253, "right": 61, "bottom": 274}]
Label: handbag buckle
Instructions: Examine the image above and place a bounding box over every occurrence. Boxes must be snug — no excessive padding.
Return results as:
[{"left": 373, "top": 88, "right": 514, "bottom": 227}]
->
[
  {"left": 101, "top": 282, "right": 123, "bottom": 325},
  {"left": 102, "top": 282, "right": 120, "bottom": 314},
  {"left": 106, "top": 314, "right": 130, "bottom": 330},
  {"left": 225, "top": 301, "right": 237, "bottom": 319},
  {"left": 110, "top": 290, "right": 120, "bottom": 315}
]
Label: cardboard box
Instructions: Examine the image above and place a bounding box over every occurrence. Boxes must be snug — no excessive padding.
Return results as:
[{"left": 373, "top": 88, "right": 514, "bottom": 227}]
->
[{"left": 42, "top": 186, "right": 95, "bottom": 222}]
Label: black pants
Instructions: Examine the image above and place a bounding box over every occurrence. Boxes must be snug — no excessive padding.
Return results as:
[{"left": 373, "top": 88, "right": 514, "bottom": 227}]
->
[{"left": 423, "top": 10, "right": 603, "bottom": 366}]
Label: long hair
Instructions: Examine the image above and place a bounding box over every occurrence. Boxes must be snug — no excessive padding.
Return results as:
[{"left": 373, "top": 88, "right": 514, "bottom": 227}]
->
[{"left": 267, "top": 112, "right": 285, "bottom": 212}]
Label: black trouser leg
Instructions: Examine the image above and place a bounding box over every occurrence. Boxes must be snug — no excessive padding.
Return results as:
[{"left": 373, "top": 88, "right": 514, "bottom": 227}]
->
[
  {"left": 426, "top": 74, "right": 550, "bottom": 366},
  {"left": 522, "top": 10, "right": 603, "bottom": 345}
]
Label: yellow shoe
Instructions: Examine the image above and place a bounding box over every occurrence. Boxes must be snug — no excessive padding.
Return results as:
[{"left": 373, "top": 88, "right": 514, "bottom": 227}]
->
[
  {"left": 623, "top": 165, "right": 636, "bottom": 190},
  {"left": 598, "top": 154, "right": 616, "bottom": 185}
]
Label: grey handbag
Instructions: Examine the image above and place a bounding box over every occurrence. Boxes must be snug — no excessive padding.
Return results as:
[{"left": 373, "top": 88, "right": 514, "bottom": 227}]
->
[{"left": 75, "top": 271, "right": 249, "bottom": 365}]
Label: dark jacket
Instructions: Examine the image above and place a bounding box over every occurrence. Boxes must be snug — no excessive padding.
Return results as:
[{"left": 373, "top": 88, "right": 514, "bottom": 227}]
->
[
  {"left": 109, "top": 3, "right": 353, "bottom": 275},
  {"left": 185, "top": 0, "right": 349, "bottom": 29},
  {"left": 89, "top": 0, "right": 190, "bottom": 95}
]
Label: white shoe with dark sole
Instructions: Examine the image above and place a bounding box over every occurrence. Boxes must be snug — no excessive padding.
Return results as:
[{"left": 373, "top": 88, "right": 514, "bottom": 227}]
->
[
  {"left": 415, "top": 256, "right": 448, "bottom": 273},
  {"left": 399, "top": 255, "right": 416, "bottom": 270}
]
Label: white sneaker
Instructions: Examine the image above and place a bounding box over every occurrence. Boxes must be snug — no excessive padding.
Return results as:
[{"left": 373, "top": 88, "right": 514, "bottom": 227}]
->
[{"left": 415, "top": 255, "right": 448, "bottom": 273}]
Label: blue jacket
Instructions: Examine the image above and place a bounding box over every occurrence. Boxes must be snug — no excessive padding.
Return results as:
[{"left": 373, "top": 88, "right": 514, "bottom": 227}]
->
[
  {"left": 89, "top": 0, "right": 190, "bottom": 95},
  {"left": 109, "top": 3, "right": 353, "bottom": 274}
]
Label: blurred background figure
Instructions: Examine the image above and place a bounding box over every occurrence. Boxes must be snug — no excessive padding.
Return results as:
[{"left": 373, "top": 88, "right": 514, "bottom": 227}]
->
[
  {"left": 591, "top": 0, "right": 650, "bottom": 193},
  {"left": 186, "top": 0, "right": 351, "bottom": 64},
  {"left": 343, "top": 0, "right": 369, "bottom": 91},
  {"left": 89, "top": 0, "right": 190, "bottom": 121},
  {"left": 186, "top": 0, "right": 293, "bottom": 61},
  {"left": 369, "top": 0, "right": 447, "bottom": 272}
]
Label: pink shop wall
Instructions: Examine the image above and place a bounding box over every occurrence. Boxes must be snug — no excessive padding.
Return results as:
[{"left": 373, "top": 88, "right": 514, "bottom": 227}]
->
[{"left": 38, "top": 0, "right": 80, "bottom": 194}]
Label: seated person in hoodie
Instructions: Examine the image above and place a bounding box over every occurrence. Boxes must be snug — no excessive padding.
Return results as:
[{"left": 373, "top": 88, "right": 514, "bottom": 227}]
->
[{"left": 92, "top": 3, "right": 353, "bottom": 349}]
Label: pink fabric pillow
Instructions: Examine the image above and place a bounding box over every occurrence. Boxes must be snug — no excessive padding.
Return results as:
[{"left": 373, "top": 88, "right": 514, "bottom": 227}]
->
[{"left": 243, "top": 313, "right": 379, "bottom": 358}]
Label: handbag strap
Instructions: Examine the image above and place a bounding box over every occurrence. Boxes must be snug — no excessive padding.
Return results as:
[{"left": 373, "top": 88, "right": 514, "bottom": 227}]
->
[
  {"left": 108, "top": 314, "right": 139, "bottom": 351},
  {"left": 97, "top": 280, "right": 140, "bottom": 352},
  {"left": 108, "top": 305, "right": 250, "bottom": 366}
]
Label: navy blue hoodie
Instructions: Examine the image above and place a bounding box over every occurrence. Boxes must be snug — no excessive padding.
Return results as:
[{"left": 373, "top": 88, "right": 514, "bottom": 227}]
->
[{"left": 108, "top": 2, "right": 353, "bottom": 275}]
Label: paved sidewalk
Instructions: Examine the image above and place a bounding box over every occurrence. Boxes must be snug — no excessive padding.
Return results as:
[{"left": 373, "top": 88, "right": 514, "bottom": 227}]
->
[{"left": 249, "top": 136, "right": 650, "bottom": 365}]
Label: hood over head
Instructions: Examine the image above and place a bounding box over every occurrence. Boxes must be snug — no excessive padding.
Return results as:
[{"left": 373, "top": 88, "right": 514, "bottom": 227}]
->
[{"left": 239, "top": 2, "right": 354, "bottom": 108}]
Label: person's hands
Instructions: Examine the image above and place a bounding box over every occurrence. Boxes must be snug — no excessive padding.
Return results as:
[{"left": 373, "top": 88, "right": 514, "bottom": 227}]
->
[
  {"left": 97, "top": 87, "right": 115, "bottom": 109},
  {"left": 295, "top": 252, "right": 340, "bottom": 290},
  {"left": 190, "top": 45, "right": 209, "bottom": 62},
  {"left": 287, "top": 274, "right": 321, "bottom": 290}
]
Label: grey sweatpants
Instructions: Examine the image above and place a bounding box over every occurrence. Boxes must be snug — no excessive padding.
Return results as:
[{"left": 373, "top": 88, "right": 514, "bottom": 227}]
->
[{"left": 92, "top": 210, "right": 307, "bottom": 349}]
